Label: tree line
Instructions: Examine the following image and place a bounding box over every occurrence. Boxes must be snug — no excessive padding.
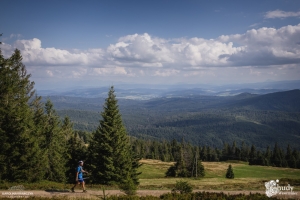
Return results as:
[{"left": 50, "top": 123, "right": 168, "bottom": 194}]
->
[
  {"left": 0, "top": 47, "right": 139, "bottom": 193},
  {"left": 57, "top": 105, "right": 300, "bottom": 149},
  {"left": 131, "top": 138, "right": 300, "bottom": 169}
]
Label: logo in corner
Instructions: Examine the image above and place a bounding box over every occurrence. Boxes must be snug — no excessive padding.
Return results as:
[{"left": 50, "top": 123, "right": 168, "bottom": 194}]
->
[
  {"left": 265, "top": 179, "right": 279, "bottom": 197},
  {"left": 265, "top": 179, "right": 297, "bottom": 197}
]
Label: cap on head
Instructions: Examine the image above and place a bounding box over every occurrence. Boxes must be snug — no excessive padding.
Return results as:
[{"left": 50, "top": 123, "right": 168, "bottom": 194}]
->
[{"left": 78, "top": 160, "right": 83, "bottom": 164}]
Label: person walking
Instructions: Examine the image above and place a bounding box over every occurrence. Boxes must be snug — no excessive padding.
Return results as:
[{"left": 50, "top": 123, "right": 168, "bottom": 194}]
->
[{"left": 71, "top": 160, "right": 88, "bottom": 192}]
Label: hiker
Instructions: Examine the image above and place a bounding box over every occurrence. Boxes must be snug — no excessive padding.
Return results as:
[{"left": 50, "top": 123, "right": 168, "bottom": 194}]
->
[{"left": 71, "top": 160, "right": 88, "bottom": 192}]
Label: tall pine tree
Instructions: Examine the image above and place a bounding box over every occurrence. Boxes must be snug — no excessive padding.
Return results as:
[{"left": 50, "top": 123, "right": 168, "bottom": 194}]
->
[
  {"left": 89, "top": 86, "right": 140, "bottom": 189},
  {"left": 66, "top": 131, "right": 87, "bottom": 183},
  {"left": 42, "top": 100, "right": 67, "bottom": 182},
  {"left": 0, "top": 49, "right": 44, "bottom": 182},
  {"left": 29, "top": 94, "right": 49, "bottom": 181}
]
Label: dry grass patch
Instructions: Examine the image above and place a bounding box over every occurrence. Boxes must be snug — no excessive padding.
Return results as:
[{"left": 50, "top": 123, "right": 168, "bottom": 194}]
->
[
  {"left": 140, "top": 159, "right": 174, "bottom": 166},
  {"left": 203, "top": 162, "right": 244, "bottom": 178},
  {"left": 138, "top": 177, "right": 265, "bottom": 190}
]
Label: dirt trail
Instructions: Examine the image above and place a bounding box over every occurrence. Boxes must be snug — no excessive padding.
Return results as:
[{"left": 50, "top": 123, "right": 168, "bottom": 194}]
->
[{"left": 1, "top": 190, "right": 299, "bottom": 199}]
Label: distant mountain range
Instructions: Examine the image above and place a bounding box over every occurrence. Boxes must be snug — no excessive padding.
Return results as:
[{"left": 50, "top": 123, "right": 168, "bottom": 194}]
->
[
  {"left": 38, "top": 80, "right": 300, "bottom": 99},
  {"left": 42, "top": 87, "right": 300, "bottom": 150},
  {"left": 229, "top": 89, "right": 300, "bottom": 112}
]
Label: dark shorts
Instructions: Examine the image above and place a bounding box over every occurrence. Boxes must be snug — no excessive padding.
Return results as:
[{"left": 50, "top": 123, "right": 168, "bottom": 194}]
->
[{"left": 77, "top": 179, "right": 84, "bottom": 183}]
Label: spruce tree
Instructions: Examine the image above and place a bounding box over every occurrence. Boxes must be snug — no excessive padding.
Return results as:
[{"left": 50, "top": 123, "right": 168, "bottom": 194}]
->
[
  {"left": 292, "top": 149, "right": 300, "bottom": 169},
  {"left": 196, "top": 160, "right": 205, "bottom": 178},
  {"left": 231, "top": 141, "right": 237, "bottom": 159},
  {"left": 221, "top": 143, "right": 230, "bottom": 161},
  {"left": 29, "top": 94, "right": 49, "bottom": 181},
  {"left": 176, "top": 146, "right": 188, "bottom": 177},
  {"left": 66, "top": 132, "right": 87, "bottom": 183},
  {"left": 271, "top": 142, "right": 282, "bottom": 167},
  {"left": 226, "top": 164, "right": 234, "bottom": 179},
  {"left": 249, "top": 145, "right": 256, "bottom": 165},
  {"left": 89, "top": 86, "right": 139, "bottom": 189},
  {"left": 264, "top": 146, "right": 271, "bottom": 166},
  {"left": 200, "top": 146, "right": 207, "bottom": 161},
  {"left": 43, "top": 100, "right": 67, "bottom": 182},
  {"left": 206, "top": 146, "right": 212, "bottom": 161},
  {"left": 240, "top": 141, "right": 249, "bottom": 162},
  {"left": 285, "top": 144, "right": 293, "bottom": 167},
  {"left": 0, "top": 49, "right": 43, "bottom": 182},
  {"left": 130, "top": 150, "right": 142, "bottom": 186},
  {"left": 62, "top": 116, "right": 74, "bottom": 140},
  {"left": 61, "top": 115, "right": 87, "bottom": 182}
]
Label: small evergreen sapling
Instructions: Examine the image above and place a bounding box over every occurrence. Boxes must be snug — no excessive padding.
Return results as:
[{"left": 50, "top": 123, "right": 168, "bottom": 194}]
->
[{"left": 226, "top": 164, "right": 234, "bottom": 179}]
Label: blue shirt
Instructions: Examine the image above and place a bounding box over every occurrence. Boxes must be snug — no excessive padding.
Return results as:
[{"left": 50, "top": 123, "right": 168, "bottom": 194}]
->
[{"left": 77, "top": 166, "right": 83, "bottom": 179}]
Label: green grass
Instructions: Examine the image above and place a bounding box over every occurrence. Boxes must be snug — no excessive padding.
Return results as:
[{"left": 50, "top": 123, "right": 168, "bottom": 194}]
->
[
  {"left": 1, "top": 159, "right": 299, "bottom": 191},
  {"left": 234, "top": 164, "right": 300, "bottom": 179},
  {"left": 139, "top": 159, "right": 300, "bottom": 180},
  {"left": 0, "top": 180, "right": 118, "bottom": 190},
  {"left": 0, "top": 180, "right": 71, "bottom": 190},
  {"left": 138, "top": 159, "right": 174, "bottom": 179},
  {"left": 137, "top": 159, "right": 300, "bottom": 190}
]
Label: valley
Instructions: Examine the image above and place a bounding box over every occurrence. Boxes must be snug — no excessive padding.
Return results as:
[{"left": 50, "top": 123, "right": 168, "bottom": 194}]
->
[{"left": 43, "top": 89, "right": 300, "bottom": 149}]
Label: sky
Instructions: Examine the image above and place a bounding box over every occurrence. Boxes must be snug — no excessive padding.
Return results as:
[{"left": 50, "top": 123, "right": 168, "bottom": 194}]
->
[{"left": 1, "top": 0, "right": 300, "bottom": 90}]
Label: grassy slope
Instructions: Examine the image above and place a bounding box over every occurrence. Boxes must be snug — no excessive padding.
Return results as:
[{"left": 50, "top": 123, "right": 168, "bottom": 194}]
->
[
  {"left": 138, "top": 159, "right": 300, "bottom": 190},
  {"left": 1, "top": 159, "right": 299, "bottom": 191}
]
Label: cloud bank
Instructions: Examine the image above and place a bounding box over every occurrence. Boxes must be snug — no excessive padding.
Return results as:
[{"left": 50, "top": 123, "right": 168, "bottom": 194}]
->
[
  {"left": 2, "top": 24, "right": 300, "bottom": 86},
  {"left": 265, "top": 10, "right": 300, "bottom": 19}
]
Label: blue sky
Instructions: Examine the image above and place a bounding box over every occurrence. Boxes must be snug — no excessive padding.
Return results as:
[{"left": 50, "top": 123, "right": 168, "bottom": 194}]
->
[{"left": 1, "top": 0, "right": 300, "bottom": 89}]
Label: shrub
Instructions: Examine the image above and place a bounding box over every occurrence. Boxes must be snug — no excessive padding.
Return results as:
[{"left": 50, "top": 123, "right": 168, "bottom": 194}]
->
[
  {"left": 171, "top": 180, "right": 193, "bottom": 194},
  {"left": 165, "top": 165, "right": 176, "bottom": 177}
]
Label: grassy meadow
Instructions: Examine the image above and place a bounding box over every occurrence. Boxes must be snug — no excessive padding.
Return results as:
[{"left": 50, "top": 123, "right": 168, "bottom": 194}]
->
[
  {"left": 138, "top": 159, "right": 300, "bottom": 191},
  {"left": 0, "top": 159, "right": 299, "bottom": 192}
]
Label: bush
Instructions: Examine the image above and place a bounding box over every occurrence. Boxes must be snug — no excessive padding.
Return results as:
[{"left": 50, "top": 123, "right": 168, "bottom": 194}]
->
[
  {"left": 171, "top": 180, "right": 193, "bottom": 194},
  {"left": 0, "top": 192, "right": 279, "bottom": 200},
  {"left": 165, "top": 165, "right": 176, "bottom": 177},
  {"left": 161, "top": 192, "right": 277, "bottom": 200},
  {"left": 119, "top": 178, "right": 137, "bottom": 196}
]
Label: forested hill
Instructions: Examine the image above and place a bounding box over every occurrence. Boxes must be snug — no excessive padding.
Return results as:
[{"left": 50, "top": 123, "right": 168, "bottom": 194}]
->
[
  {"left": 229, "top": 89, "right": 300, "bottom": 112},
  {"left": 44, "top": 89, "right": 300, "bottom": 150}
]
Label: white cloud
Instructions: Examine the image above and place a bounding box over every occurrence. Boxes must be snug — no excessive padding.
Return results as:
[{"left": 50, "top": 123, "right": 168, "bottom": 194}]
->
[
  {"left": 1, "top": 24, "right": 300, "bottom": 85},
  {"left": 10, "top": 34, "right": 22, "bottom": 39},
  {"left": 107, "top": 33, "right": 174, "bottom": 64},
  {"left": 217, "top": 24, "right": 300, "bottom": 66},
  {"left": 71, "top": 68, "right": 88, "bottom": 78},
  {"left": 249, "top": 23, "right": 260, "bottom": 28},
  {"left": 90, "top": 67, "right": 131, "bottom": 76},
  {"left": 265, "top": 10, "right": 300, "bottom": 19},
  {"left": 46, "top": 70, "right": 53, "bottom": 77},
  {"left": 3, "top": 38, "right": 106, "bottom": 67},
  {"left": 4, "top": 24, "right": 300, "bottom": 70},
  {"left": 154, "top": 69, "right": 180, "bottom": 77}
]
